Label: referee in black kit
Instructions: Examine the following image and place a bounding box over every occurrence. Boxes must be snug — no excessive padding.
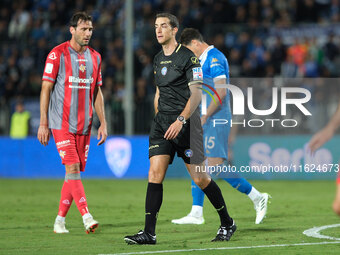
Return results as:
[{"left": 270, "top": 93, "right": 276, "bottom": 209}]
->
[{"left": 124, "top": 13, "right": 236, "bottom": 245}]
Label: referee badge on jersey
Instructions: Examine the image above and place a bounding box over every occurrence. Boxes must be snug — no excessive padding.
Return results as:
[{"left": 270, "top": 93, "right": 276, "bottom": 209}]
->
[
  {"left": 161, "top": 66, "right": 167, "bottom": 76},
  {"left": 191, "top": 56, "right": 199, "bottom": 64},
  {"left": 192, "top": 67, "right": 203, "bottom": 81}
]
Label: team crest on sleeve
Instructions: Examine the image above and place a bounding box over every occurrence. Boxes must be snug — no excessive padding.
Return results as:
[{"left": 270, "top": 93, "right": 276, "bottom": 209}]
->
[
  {"left": 192, "top": 67, "right": 203, "bottom": 80},
  {"left": 161, "top": 66, "right": 167, "bottom": 76},
  {"left": 45, "top": 63, "right": 53, "bottom": 74},
  {"left": 49, "top": 52, "right": 57, "bottom": 60},
  {"left": 191, "top": 57, "right": 199, "bottom": 64}
]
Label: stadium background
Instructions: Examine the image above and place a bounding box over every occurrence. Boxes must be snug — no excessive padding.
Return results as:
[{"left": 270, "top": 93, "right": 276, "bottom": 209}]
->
[
  {"left": 2, "top": 1, "right": 340, "bottom": 254},
  {"left": 0, "top": 0, "right": 339, "bottom": 179}
]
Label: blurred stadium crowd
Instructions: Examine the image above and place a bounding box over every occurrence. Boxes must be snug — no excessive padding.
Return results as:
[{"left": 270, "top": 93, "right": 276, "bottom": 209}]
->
[{"left": 0, "top": 0, "right": 340, "bottom": 135}]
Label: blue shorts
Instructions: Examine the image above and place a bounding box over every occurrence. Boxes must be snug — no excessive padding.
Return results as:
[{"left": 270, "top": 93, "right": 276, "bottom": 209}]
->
[{"left": 203, "top": 118, "right": 230, "bottom": 159}]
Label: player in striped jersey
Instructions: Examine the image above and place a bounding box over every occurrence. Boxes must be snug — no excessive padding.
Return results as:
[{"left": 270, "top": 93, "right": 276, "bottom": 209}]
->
[{"left": 37, "top": 12, "right": 107, "bottom": 234}]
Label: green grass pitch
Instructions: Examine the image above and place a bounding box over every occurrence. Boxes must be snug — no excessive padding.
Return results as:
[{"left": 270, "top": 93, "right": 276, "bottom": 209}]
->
[{"left": 1, "top": 179, "right": 340, "bottom": 254}]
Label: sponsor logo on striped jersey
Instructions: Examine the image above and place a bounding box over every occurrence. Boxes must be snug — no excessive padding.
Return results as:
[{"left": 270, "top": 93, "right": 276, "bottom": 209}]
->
[{"left": 68, "top": 76, "right": 94, "bottom": 84}]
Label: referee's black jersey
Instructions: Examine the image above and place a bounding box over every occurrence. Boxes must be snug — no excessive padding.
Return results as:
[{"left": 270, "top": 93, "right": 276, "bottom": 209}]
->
[{"left": 153, "top": 44, "right": 203, "bottom": 114}]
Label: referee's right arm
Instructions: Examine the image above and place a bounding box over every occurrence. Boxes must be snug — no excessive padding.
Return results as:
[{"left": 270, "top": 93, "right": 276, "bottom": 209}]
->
[{"left": 154, "top": 86, "right": 159, "bottom": 115}]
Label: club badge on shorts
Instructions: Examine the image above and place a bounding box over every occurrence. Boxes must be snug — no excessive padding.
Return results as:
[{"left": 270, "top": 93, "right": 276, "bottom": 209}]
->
[{"left": 185, "top": 149, "right": 193, "bottom": 158}]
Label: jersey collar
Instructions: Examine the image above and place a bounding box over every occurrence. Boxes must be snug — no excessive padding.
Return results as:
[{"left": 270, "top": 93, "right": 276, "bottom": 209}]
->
[
  {"left": 67, "top": 40, "right": 88, "bottom": 55},
  {"left": 163, "top": 43, "right": 182, "bottom": 57},
  {"left": 175, "top": 43, "right": 182, "bottom": 53},
  {"left": 199, "top": 45, "right": 214, "bottom": 66}
]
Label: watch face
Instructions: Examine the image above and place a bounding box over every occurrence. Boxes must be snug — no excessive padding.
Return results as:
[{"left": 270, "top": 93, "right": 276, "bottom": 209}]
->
[{"left": 178, "top": 116, "right": 186, "bottom": 124}]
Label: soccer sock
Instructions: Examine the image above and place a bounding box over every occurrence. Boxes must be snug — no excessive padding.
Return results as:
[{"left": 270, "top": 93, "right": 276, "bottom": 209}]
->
[
  {"left": 56, "top": 215, "right": 65, "bottom": 223},
  {"left": 57, "top": 180, "right": 73, "bottom": 217},
  {"left": 190, "top": 180, "right": 204, "bottom": 217},
  {"left": 191, "top": 179, "right": 205, "bottom": 206},
  {"left": 82, "top": 212, "right": 93, "bottom": 224},
  {"left": 224, "top": 177, "right": 253, "bottom": 195},
  {"left": 248, "top": 187, "right": 263, "bottom": 203},
  {"left": 190, "top": 205, "right": 203, "bottom": 217},
  {"left": 221, "top": 160, "right": 253, "bottom": 195},
  {"left": 202, "top": 179, "right": 233, "bottom": 227},
  {"left": 144, "top": 182, "right": 163, "bottom": 236},
  {"left": 67, "top": 172, "right": 89, "bottom": 216}
]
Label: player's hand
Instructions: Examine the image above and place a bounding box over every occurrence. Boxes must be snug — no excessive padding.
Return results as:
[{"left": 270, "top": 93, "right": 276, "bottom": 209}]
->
[
  {"left": 97, "top": 123, "right": 108, "bottom": 145},
  {"left": 201, "top": 115, "right": 208, "bottom": 126},
  {"left": 37, "top": 125, "right": 50, "bottom": 146},
  {"left": 164, "top": 120, "right": 183, "bottom": 140},
  {"left": 308, "top": 125, "right": 335, "bottom": 153}
]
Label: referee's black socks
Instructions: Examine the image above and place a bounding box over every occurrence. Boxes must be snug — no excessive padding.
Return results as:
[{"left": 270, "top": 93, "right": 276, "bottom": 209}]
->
[
  {"left": 144, "top": 182, "right": 163, "bottom": 236},
  {"left": 203, "top": 179, "right": 233, "bottom": 227}
]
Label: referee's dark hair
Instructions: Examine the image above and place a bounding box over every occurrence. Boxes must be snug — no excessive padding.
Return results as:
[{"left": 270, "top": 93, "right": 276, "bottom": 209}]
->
[
  {"left": 180, "top": 28, "right": 204, "bottom": 46},
  {"left": 70, "top": 12, "right": 92, "bottom": 27},
  {"left": 156, "top": 13, "right": 179, "bottom": 29}
]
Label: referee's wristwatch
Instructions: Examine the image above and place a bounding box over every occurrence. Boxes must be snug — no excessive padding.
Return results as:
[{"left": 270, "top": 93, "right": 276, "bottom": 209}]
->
[{"left": 177, "top": 115, "right": 186, "bottom": 125}]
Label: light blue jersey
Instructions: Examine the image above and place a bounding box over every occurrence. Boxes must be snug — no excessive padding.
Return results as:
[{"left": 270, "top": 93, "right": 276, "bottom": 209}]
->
[
  {"left": 200, "top": 46, "right": 231, "bottom": 159},
  {"left": 200, "top": 46, "right": 231, "bottom": 120},
  {"left": 190, "top": 45, "right": 253, "bottom": 208}
]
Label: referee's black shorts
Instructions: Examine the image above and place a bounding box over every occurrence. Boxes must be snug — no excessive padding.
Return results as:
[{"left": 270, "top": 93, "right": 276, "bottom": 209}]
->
[{"left": 148, "top": 111, "right": 205, "bottom": 165}]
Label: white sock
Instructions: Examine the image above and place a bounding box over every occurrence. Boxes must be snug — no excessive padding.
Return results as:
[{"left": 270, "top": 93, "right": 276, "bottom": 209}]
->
[
  {"left": 82, "top": 213, "right": 93, "bottom": 223},
  {"left": 190, "top": 205, "right": 203, "bottom": 217},
  {"left": 56, "top": 215, "right": 65, "bottom": 223},
  {"left": 248, "top": 187, "right": 262, "bottom": 203}
]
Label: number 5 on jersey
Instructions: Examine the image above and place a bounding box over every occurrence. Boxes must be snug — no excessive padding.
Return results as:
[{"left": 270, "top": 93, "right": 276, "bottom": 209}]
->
[{"left": 205, "top": 136, "right": 215, "bottom": 149}]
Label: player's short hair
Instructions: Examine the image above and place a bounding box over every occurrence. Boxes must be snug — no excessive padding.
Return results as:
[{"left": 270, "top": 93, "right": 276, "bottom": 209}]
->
[
  {"left": 156, "top": 13, "right": 179, "bottom": 29},
  {"left": 70, "top": 12, "right": 92, "bottom": 27},
  {"left": 180, "top": 28, "right": 204, "bottom": 45}
]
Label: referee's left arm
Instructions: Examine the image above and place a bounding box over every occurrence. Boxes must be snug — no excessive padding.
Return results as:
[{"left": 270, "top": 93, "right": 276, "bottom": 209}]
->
[
  {"left": 181, "top": 81, "right": 203, "bottom": 120},
  {"left": 163, "top": 81, "right": 202, "bottom": 140},
  {"left": 163, "top": 55, "right": 203, "bottom": 140}
]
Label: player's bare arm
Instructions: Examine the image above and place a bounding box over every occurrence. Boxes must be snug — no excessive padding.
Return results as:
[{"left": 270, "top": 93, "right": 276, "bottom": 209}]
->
[
  {"left": 164, "top": 81, "right": 202, "bottom": 140},
  {"left": 309, "top": 102, "right": 340, "bottom": 152},
  {"left": 37, "top": 81, "right": 54, "bottom": 146},
  {"left": 229, "top": 122, "right": 238, "bottom": 146},
  {"left": 93, "top": 86, "right": 107, "bottom": 145},
  {"left": 154, "top": 86, "right": 159, "bottom": 115},
  {"left": 201, "top": 78, "right": 227, "bottom": 126}
]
